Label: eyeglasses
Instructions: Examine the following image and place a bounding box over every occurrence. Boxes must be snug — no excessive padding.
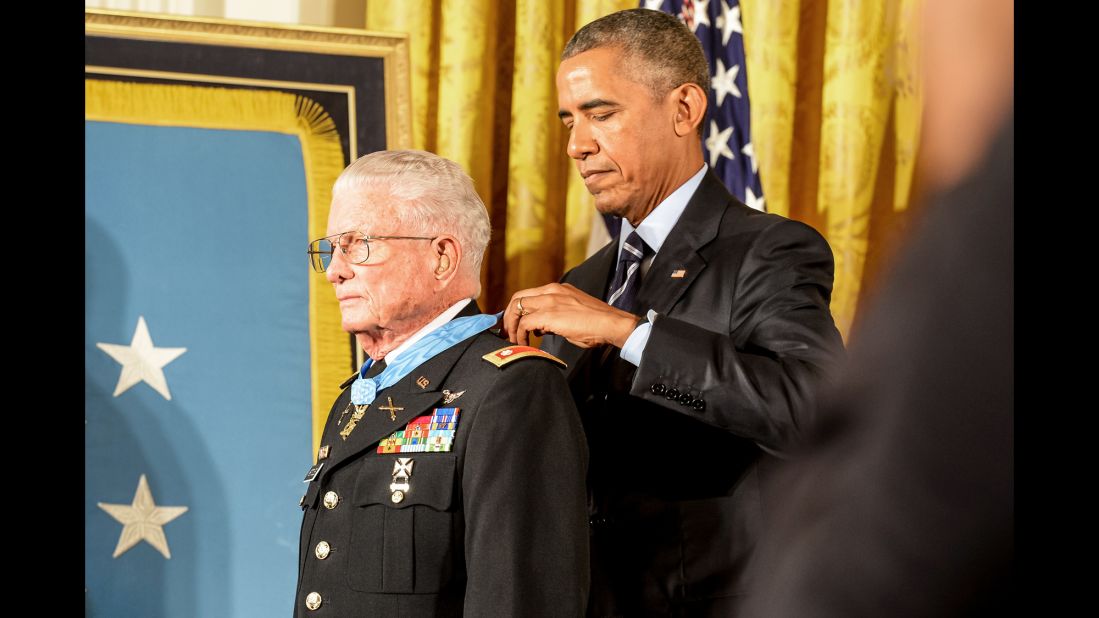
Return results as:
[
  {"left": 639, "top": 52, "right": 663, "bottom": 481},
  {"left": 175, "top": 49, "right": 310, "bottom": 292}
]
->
[{"left": 307, "top": 231, "right": 437, "bottom": 273}]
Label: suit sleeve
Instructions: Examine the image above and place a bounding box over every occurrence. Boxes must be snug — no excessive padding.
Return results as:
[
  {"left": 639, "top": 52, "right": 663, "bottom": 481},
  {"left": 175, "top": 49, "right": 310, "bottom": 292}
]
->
[
  {"left": 631, "top": 218, "right": 845, "bottom": 452},
  {"left": 460, "top": 359, "right": 590, "bottom": 616}
]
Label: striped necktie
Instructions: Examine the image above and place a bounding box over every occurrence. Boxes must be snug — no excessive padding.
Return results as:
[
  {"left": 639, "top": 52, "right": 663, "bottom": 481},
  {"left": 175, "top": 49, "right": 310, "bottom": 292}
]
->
[{"left": 606, "top": 231, "right": 650, "bottom": 313}]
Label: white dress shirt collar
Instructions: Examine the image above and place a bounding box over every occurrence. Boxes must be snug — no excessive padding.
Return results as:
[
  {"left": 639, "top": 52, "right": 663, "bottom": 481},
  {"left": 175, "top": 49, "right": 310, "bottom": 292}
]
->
[
  {"left": 384, "top": 298, "right": 473, "bottom": 365},
  {"left": 618, "top": 163, "right": 707, "bottom": 256}
]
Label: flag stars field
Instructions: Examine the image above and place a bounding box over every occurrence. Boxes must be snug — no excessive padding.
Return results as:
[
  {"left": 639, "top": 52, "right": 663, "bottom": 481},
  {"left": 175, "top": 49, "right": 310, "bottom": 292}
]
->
[
  {"left": 97, "top": 316, "right": 187, "bottom": 400},
  {"left": 97, "top": 474, "right": 189, "bottom": 559}
]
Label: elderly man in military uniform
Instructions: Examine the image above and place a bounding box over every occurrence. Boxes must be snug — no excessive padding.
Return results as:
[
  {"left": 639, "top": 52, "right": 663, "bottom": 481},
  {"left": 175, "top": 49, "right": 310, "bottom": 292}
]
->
[{"left": 296, "top": 150, "right": 589, "bottom": 616}]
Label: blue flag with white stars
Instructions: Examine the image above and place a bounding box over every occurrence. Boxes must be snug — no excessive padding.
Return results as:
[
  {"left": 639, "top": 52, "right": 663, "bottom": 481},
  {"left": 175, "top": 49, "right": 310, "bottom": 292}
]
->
[
  {"left": 644, "top": 0, "right": 766, "bottom": 211},
  {"left": 86, "top": 121, "right": 313, "bottom": 616}
]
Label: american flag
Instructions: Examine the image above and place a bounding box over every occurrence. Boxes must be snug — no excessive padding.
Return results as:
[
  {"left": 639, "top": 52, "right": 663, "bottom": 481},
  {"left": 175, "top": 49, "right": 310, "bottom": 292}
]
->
[{"left": 644, "top": 0, "right": 765, "bottom": 212}]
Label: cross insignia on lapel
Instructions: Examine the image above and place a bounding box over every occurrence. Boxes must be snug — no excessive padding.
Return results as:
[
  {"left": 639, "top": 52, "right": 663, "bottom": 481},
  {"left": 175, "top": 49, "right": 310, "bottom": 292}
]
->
[{"left": 378, "top": 396, "right": 404, "bottom": 421}]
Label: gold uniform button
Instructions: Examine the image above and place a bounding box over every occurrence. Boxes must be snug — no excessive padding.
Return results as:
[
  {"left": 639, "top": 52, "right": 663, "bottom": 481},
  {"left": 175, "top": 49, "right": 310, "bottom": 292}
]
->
[
  {"left": 315, "top": 541, "right": 331, "bottom": 560},
  {"left": 391, "top": 490, "right": 405, "bottom": 503},
  {"left": 305, "top": 592, "right": 322, "bottom": 610},
  {"left": 323, "top": 491, "right": 340, "bottom": 510}
]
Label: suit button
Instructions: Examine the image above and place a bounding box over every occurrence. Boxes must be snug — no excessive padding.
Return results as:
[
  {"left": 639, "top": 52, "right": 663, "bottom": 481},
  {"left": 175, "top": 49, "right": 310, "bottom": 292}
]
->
[
  {"left": 305, "top": 592, "right": 323, "bottom": 610},
  {"left": 665, "top": 387, "right": 680, "bottom": 401},
  {"left": 692, "top": 399, "right": 706, "bottom": 411},
  {"left": 651, "top": 383, "right": 667, "bottom": 396},
  {"left": 323, "top": 491, "right": 340, "bottom": 510},
  {"left": 315, "top": 541, "right": 331, "bottom": 560}
]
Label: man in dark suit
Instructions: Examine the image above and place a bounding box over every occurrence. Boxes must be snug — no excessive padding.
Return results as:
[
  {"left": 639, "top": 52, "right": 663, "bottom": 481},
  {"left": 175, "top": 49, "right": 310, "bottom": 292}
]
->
[
  {"left": 297, "top": 150, "right": 589, "bottom": 616},
  {"left": 502, "top": 9, "right": 845, "bottom": 616},
  {"left": 740, "top": 0, "right": 1013, "bottom": 614}
]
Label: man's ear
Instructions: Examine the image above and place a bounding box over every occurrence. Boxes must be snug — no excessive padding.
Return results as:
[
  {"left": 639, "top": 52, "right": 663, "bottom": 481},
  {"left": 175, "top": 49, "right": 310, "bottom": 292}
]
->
[
  {"left": 431, "top": 235, "right": 462, "bottom": 284},
  {"left": 672, "top": 82, "right": 708, "bottom": 137}
]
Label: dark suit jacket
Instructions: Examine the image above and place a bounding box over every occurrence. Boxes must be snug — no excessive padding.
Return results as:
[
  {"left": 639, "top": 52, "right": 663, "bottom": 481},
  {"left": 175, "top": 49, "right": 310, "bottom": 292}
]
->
[
  {"left": 543, "top": 172, "right": 845, "bottom": 616},
  {"left": 740, "top": 116, "right": 1013, "bottom": 618},
  {"left": 296, "top": 304, "right": 590, "bottom": 617}
]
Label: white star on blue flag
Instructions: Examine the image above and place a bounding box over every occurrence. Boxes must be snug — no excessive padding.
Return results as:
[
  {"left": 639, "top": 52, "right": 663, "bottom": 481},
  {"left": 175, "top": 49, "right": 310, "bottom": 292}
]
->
[{"left": 647, "top": 0, "right": 766, "bottom": 211}]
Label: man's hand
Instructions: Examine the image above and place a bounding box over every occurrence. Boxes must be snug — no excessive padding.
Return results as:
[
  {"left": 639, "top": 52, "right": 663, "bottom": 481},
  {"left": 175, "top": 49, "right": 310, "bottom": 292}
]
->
[{"left": 503, "top": 283, "right": 641, "bottom": 348}]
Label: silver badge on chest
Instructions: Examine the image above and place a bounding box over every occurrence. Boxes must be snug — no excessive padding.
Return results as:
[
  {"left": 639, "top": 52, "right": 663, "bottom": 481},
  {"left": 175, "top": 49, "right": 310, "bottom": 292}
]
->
[{"left": 389, "top": 457, "right": 414, "bottom": 503}]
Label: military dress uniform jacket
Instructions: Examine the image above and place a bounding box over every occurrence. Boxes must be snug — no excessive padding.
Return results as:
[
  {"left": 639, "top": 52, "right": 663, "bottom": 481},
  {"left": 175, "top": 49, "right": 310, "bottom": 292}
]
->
[
  {"left": 296, "top": 312, "right": 590, "bottom": 617},
  {"left": 543, "top": 171, "right": 845, "bottom": 616}
]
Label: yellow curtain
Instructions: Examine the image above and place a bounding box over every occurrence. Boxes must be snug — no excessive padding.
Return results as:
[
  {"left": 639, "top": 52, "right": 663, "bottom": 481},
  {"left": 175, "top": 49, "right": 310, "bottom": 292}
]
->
[
  {"left": 367, "top": 0, "right": 635, "bottom": 312},
  {"left": 369, "top": 0, "right": 921, "bottom": 340},
  {"left": 742, "top": 0, "right": 923, "bottom": 339}
]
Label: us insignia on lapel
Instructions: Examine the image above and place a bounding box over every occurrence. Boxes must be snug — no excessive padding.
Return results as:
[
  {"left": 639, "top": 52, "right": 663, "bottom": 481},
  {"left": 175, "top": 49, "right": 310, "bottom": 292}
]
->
[{"left": 377, "top": 407, "right": 461, "bottom": 453}]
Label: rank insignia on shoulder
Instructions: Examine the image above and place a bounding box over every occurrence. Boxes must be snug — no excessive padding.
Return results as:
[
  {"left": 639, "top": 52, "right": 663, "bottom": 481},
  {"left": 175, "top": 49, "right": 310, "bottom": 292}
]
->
[
  {"left": 377, "top": 407, "right": 461, "bottom": 454},
  {"left": 482, "top": 345, "right": 567, "bottom": 368}
]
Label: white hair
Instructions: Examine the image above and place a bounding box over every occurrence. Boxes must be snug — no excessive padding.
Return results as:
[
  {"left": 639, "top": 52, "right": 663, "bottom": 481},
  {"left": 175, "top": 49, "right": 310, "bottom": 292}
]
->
[{"left": 332, "top": 150, "right": 491, "bottom": 280}]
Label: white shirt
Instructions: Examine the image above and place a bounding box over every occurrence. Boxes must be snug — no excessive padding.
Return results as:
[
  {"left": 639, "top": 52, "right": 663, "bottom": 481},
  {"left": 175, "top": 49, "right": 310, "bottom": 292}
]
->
[
  {"left": 619, "top": 164, "right": 707, "bottom": 365},
  {"left": 384, "top": 298, "right": 473, "bottom": 366}
]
